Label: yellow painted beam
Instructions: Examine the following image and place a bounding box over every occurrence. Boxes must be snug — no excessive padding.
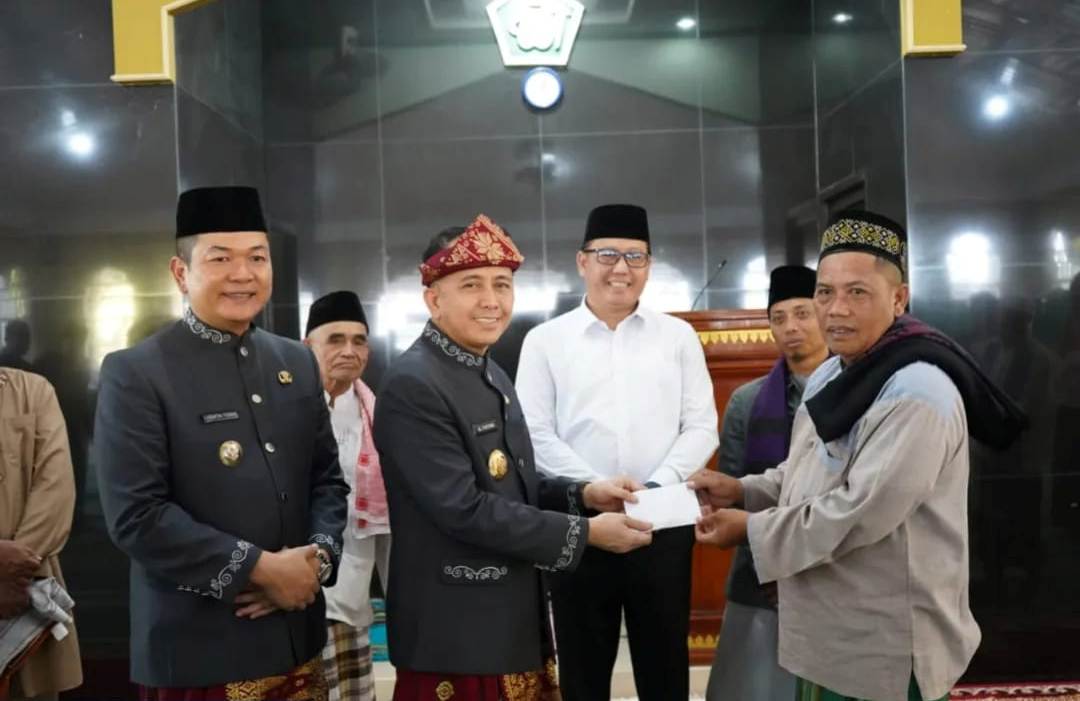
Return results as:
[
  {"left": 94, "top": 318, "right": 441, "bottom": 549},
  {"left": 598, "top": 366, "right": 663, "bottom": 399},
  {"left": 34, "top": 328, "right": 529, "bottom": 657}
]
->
[
  {"left": 902, "top": 0, "right": 966, "bottom": 56},
  {"left": 111, "top": 0, "right": 215, "bottom": 84}
]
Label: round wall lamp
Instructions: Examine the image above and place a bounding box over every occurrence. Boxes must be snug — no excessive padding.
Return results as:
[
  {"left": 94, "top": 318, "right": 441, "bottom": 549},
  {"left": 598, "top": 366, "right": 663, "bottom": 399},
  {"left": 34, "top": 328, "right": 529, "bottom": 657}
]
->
[{"left": 522, "top": 67, "right": 563, "bottom": 110}]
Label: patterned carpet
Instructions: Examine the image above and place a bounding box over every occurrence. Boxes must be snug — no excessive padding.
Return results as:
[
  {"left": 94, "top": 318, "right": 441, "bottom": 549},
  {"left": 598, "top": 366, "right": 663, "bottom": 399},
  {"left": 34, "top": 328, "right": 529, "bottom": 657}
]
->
[
  {"left": 950, "top": 683, "right": 1080, "bottom": 700},
  {"left": 610, "top": 684, "right": 1080, "bottom": 701}
]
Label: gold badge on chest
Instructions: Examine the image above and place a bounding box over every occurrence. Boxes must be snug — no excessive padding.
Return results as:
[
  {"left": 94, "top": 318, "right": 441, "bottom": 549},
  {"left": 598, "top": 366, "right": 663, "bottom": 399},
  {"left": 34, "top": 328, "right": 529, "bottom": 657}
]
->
[
  {"left": 277, "top": 370, "right": 293, "bottom": 385},
  {"left": 219, "top": 440, "right": 243, "bottom": 467},
  {"left": 488, "top": 449, "right": 509, "bottom": 480}
]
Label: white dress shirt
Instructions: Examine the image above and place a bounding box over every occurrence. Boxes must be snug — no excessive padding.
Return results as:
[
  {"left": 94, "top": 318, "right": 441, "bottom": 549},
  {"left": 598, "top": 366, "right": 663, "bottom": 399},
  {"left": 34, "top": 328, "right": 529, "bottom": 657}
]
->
[{"left": 516, "top": 301, "right": 719, "bottom": 486}]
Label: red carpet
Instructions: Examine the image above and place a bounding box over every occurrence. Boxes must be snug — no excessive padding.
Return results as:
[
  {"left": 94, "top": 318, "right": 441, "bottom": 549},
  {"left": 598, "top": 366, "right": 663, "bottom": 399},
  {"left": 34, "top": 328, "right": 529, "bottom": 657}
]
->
[{"left": 951, "top": 683, "right": 1080, "bottom": 700}]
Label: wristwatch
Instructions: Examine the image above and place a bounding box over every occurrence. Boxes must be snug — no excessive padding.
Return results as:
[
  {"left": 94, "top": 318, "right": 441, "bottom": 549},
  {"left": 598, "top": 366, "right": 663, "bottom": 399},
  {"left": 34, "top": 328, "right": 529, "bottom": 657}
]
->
[{"left": 314, "top": 548, "right": 333, "bottom": 584}]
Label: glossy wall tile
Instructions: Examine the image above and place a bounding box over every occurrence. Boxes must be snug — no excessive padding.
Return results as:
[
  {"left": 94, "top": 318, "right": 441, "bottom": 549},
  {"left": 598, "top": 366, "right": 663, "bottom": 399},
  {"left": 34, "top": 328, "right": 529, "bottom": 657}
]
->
[{"left": 905, "top": 27, "right": 1080, "bottom": 682}]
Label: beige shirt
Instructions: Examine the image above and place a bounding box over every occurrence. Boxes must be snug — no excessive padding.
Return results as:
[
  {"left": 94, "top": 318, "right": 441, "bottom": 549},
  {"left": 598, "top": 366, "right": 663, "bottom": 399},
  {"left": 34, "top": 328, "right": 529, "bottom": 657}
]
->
[
  {"left": 742, "top": 358, "right": 980, "bottom": 701},
  {"left": 0, "top": 368, "right": 82, "bottom": 696}
]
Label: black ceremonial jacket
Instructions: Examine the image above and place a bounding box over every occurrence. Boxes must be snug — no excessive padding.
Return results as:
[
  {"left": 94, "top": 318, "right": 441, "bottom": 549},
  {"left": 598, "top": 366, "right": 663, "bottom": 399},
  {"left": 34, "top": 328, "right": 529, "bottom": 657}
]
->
[
  {"left": 373, "top": 322, "right": 588, "bottom": 675},
  {"left": 94, "top": 309, "right": 348, "bottom": 687}
]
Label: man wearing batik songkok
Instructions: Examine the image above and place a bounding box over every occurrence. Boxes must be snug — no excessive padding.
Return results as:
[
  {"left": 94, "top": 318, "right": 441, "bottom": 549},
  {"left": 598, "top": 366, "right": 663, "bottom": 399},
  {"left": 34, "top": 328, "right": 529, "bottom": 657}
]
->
[{"left": 691, "top": 211, "right": 1026, "bottom": 701}]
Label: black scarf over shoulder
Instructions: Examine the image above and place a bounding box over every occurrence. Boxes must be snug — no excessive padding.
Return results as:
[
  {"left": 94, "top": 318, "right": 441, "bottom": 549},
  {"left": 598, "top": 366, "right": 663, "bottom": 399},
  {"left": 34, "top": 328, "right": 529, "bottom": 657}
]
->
[{"left": 805, "top": 314, "right": 1027, "bottom": 450}]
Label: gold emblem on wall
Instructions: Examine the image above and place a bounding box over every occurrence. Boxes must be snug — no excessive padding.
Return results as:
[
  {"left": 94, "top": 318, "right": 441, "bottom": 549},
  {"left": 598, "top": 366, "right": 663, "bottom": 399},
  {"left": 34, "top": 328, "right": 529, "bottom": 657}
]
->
[
  {"left": 218, "top": 440, "right": 243, "bottom": 467},
  {"left": 436, "top": 681, "right": 455, "bottom": 700},
  {"left": 488, "top": 449, "right": 509, "bottom": 480}
]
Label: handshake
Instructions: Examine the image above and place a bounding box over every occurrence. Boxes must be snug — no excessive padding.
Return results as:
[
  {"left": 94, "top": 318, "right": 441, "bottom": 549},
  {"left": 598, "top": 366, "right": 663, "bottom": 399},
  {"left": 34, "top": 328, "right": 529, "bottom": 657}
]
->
[{"left": 234, "top": 544, "right": 325, "bottom": 620}]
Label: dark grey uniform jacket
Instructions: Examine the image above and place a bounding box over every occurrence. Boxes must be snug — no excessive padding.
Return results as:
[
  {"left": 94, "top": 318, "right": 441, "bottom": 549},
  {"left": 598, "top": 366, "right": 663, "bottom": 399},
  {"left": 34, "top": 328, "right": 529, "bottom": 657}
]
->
[
  {"left": 94, "top": 310, "right": 348, "bottom": 687},
  {"left": 373, "top": 322, "right": 589, "bottom": 675}
]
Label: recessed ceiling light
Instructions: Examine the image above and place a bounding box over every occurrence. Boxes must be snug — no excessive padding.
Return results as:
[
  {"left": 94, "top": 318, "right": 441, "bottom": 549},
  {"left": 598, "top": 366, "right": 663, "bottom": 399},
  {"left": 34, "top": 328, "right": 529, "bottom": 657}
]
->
[
  {"left": 522, "top": 67, "right": 563, "bottom": 111},
  {"left": 65, "top": 132, "right": 95, "bottom": 158}
]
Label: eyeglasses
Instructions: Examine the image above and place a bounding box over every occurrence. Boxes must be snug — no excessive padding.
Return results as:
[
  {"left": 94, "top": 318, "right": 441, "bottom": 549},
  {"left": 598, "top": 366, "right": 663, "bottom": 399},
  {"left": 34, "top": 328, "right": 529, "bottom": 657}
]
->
[{"left": 581, "top": 247, "right": 651, "bottom": 268}]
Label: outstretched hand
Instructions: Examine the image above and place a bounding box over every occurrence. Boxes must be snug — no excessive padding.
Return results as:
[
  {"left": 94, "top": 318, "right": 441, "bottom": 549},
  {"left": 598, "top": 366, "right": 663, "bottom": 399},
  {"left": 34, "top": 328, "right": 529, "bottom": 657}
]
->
[
  {"left": 694, "top": 508, "right": 750, "bottom": 549},
  {"left": 582, "top": 476, "right": 646, "bottom": 513}
]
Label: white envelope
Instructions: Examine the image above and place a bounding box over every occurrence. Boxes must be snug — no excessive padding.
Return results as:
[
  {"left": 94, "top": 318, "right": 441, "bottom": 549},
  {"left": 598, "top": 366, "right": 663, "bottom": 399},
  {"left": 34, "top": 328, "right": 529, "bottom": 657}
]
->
[{"left": 624, "top": 484, "right": 701, "bottom": 531}]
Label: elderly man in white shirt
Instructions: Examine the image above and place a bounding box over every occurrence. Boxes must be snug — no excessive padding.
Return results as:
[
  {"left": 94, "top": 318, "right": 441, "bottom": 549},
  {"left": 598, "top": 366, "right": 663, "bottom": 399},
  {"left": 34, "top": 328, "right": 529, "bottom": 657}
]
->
[
  {"left": 516, "top": 204, "right": 719, "bottom": 701},
  {"left": 305, "top": 291, "right": 390, "bottom": 701}
]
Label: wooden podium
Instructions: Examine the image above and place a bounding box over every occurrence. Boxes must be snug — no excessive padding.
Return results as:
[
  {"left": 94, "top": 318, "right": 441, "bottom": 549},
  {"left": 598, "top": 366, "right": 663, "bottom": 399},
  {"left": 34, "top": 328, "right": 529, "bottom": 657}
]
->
[{"left": 669, "top": 309, "right": 779, "bottom": 666}]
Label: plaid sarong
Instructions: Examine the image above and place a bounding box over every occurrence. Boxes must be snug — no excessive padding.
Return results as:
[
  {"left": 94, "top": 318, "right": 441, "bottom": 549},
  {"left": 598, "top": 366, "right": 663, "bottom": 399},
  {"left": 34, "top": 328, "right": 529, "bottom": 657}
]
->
[
  {"left": 797, "top": 675, "right": 948, "bottom": 701},
  {"left": 322, "top": 621, "right": 376, "bottom": 701},
  {"left": 138, "top": 656, "right": 327, "bottom": 701}
]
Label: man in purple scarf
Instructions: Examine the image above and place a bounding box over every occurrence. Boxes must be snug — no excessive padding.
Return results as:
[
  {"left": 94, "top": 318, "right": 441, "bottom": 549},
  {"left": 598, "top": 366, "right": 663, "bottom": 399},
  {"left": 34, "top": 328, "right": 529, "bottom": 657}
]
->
[{"left": 704, "top": 265, "right": 827, "bottom": 701}]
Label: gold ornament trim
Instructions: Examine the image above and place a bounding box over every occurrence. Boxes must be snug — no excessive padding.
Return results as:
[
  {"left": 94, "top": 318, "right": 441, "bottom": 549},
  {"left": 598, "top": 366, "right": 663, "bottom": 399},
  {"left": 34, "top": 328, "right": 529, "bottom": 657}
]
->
[
  {"left": 688, "top": 633, "right": 719, "bottom": 649},
  {"left": 435, "top": 681, "right": 455, "bottom": 701},
  {"left": 697, "top": 329, "right": 774, "bottom": 346}
]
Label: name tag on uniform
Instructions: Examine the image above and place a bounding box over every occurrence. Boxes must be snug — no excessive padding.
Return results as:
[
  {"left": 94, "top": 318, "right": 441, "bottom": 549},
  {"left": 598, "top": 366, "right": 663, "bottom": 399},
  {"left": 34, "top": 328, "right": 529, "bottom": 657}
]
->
[
  {"left": 201, "top": 411, "right": 240, "bottom": 424},
  {"left": 473, "top": 419, "right": 498, "bottom": 436}
]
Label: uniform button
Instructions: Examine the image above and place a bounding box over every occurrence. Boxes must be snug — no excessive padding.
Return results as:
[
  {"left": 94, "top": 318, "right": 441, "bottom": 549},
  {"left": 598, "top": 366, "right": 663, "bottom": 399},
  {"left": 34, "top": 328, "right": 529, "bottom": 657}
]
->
[
  {"left": 280, "top": 491, "right": 288, "bottom": 503},
  {"left": 518, "top": 458, "right": 525, "bottom": 468},
  {"left": 251, "top": 393, "right": 263, "bottom": 404},
  {"left": 240, "top": 346, "right": 249, "bottom": 357},
  {"left": 264, "top": 442, "right": 276, "bottom": 453}
]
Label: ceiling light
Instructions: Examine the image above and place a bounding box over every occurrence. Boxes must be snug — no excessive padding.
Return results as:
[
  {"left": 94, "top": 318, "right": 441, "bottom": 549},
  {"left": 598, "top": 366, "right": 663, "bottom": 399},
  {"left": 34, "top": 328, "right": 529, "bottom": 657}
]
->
[
  {"left": 522, "top": 67, "right": 563, "bottom": 111},
  {"left": 983, "top": 95, "right": 1011, "bottom": 120},
  {"left": 65, "top": 132, "right": 95, "bottom": 158},
  {"left": 832, "top": 12, "right": 853, "bottom": 24},
  {"left": 676, "top": 17, "right": 697, "bottom": 31}
]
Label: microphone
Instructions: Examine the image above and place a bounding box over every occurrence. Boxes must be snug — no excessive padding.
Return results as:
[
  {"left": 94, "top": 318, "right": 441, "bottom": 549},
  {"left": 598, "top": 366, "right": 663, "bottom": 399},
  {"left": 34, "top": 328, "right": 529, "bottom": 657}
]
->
[{"left": 691, "top": 259, "right": 727, "bottom": 311}]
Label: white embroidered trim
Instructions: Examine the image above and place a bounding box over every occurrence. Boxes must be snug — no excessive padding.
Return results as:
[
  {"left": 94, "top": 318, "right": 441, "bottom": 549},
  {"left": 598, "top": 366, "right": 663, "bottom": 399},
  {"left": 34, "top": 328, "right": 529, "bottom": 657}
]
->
[
  {"left": 310, "top": 533, "right": 342, "bottom": 558},
  {"left": 443, "top": 564, "right": 509, "bottom": 581},
  {"left": 536, "top": 514, "right": 582, "bottom": 573},
  {"left": 183, "top": 307, "right": 232, "bottom": 344},
  {"left": 177, "top": 539, "right": 252, "bottom": 599},
  {"left": 422, "top": 323, "right": 482, "bottom": 367}
]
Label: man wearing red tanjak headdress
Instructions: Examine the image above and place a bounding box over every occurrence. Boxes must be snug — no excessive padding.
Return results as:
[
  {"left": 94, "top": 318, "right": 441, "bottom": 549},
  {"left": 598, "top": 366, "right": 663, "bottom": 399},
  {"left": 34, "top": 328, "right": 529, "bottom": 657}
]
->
[{"left": 374, "top": 214, "right": 654, "bottom": 701}]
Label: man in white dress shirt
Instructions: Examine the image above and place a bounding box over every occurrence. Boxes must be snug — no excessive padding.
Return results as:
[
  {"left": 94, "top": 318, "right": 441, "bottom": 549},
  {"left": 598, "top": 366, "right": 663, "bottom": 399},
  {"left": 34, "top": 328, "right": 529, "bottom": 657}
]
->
[
  {"left": 305, "top": 291, "right": 390, "bottom": 701},
  {"left": 516, "top": 204, "right": 719, "bottom": 701}
]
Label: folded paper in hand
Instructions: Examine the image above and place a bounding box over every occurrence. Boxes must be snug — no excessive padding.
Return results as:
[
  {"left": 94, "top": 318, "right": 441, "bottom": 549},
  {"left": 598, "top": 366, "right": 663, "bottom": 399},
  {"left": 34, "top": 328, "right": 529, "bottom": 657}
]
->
[{"left": 624, "top": 484, "right": 701, "bottom": 531}]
